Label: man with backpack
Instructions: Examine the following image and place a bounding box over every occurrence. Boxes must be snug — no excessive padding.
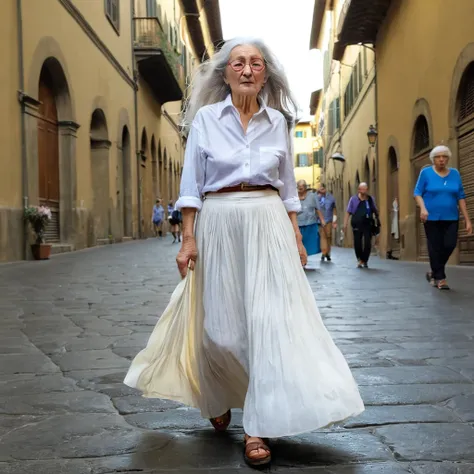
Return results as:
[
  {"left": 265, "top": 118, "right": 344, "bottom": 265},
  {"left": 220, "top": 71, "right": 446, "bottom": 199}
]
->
[{"left": 343, "top": 182, "right": 380, "bottom": 268}]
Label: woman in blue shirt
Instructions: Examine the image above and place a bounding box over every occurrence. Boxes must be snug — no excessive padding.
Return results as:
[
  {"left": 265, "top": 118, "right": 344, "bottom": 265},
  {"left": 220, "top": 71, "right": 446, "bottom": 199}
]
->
[{"left": 414, "top": 145, "right": 472, "bottom": 289}]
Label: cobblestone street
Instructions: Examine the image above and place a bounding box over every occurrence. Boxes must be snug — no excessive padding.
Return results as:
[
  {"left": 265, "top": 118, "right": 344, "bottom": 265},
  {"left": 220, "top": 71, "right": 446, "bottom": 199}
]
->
[{"left": 0, "top": 238, "right": 474, "bottom": 473}]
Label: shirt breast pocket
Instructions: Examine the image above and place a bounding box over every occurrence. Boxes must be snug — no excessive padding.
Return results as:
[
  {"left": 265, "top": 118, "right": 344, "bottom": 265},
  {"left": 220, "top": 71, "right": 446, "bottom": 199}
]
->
[{"left": 259, "top": 146, "right": 283, "bottom": 180}]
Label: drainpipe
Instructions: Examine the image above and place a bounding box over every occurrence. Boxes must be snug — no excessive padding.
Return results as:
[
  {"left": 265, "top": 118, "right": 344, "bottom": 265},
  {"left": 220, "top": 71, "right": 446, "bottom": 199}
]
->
[
  {"left": 17, "top": 0, "right": 29, "bottom": 259},
  {"left": 130, "top": 0, "right": 142, "bottom": 239}
]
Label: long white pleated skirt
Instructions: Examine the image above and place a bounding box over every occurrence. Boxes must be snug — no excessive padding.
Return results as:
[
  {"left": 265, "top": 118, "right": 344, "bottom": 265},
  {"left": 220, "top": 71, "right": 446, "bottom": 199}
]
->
[{"left": 124, "top": 190, "right": 364, "bottom": 437}]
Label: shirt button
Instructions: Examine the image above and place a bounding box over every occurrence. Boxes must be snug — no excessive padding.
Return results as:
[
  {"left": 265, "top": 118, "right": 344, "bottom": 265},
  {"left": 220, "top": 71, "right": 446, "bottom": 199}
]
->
[
  {"left": 246, "top": 144, "right": 249, "bottom": 148},
  {"left": 245, "top": 163, "right": 249, "bottom": 167}
]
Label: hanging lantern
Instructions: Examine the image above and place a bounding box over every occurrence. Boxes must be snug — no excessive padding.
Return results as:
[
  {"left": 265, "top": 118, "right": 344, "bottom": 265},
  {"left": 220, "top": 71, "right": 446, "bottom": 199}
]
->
[{"left": 367, "top": 125, "right": 378, "bottom": 147}]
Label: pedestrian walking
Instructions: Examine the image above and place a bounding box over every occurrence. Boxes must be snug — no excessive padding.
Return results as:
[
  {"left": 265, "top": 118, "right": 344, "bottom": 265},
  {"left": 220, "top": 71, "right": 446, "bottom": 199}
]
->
[
  {"left": 297, "top": 180, "right": 325, "bottom": 270},
  {"left": 124, "top": 37, "right": 364, "bottom": 469},
  {"left": 344, "top": 182, "right": 380, "bottom": 268},
  {"left": 167, "top": 201, "right": 182, "bottom": 243},
  {"left": 152, "top": 199, "right": 164, "bottom": 238},
  {"left": 414, "top": 145, "right": 472, "bottom": 290},
  {"left": 318, "top": 184, "right": 337, "bottom": 262}
]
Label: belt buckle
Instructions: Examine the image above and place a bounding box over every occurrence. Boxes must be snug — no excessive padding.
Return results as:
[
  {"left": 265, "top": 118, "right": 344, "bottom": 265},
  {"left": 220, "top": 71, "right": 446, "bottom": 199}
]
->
[{"left": 240, "top": 182, "right": 250, "bottom": 191}]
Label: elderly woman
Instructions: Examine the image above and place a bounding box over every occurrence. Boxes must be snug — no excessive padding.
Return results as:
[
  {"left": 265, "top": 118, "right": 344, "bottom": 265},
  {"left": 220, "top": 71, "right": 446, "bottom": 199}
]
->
[
  {"left": 414, "top": 145, "right": 472, "bottom": 289},
  {"left": 297, "top": 179, "right": 325, "bottom": 270},
  {"left": 124, "top": 38, "right": 364, "bottom": 468}
]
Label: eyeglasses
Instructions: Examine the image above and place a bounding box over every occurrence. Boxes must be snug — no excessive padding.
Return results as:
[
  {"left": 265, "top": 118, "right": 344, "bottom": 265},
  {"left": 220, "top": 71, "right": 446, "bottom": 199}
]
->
[{"left": 227, "top": 58, "right": 265, "bottom": 72}]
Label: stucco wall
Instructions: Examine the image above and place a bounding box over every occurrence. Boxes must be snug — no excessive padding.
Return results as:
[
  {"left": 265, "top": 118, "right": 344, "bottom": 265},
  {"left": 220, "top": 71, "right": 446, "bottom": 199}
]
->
[{"left": 0, "top": 0, "right": 21, "bottom": 207}]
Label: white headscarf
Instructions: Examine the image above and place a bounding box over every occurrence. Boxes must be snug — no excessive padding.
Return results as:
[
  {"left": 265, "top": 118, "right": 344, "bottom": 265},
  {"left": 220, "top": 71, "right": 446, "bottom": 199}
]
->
[{"left": 429, "top": 145, "right": 452, "bottom": 162}]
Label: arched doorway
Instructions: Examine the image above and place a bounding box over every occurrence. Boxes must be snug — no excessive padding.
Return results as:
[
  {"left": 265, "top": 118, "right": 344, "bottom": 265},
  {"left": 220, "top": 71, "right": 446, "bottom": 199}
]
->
[
  {"left": 120, "top": 126, "right": 132, "bottom": 237},
  {"left": 364, "top": 156, "right": 370, "bottom": 185},
  {"left": 388, "top": 147, "right": 400, "bottom": 257},
  {"left": 140, "top": 128, "right": 149, "bottom": 237},
  {"left": 163, "top": 148, "right": 168, "bottom": 205},
  {"left": 168, "top": 158, "right": 173, "bottom": 202},
  {"left": 151, "top": 135, "right": 158, "bottom": 199},
  {"left": 158, "top": 141, "right": 163, "bottom": 199},
  {"left": 38, "top": 65, "right": 60, "bottom": 242},
  {"left": 90, "top": 109, "right": 110, "bottom": 242},
  {"left": 412, "top": 115, "right": 432, "bottom": 261},
  {"left": 456, "top": 62, "right": 474, "bottom": 264}
]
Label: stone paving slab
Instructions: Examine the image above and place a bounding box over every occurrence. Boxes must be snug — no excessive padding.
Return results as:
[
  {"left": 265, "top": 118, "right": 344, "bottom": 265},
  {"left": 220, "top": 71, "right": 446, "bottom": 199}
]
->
[
  {"left": 376, "top": 423, "right": 474, "bottom": 461},
  {"left": 0, "top": 374, "right": 78, "bottom": 396},
  {"left": 0, "top": 240, "right": 473, "bottom": 472},
  {"left": 410, "top": 462, "right": 474, "bottom": 473},
  {"left": 0, "top": 390, "right": 116, "bottom": 415}
]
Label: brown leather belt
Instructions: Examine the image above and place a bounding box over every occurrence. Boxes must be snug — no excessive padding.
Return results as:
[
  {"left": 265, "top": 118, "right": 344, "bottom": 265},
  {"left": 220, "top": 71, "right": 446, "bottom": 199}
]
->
[{"left": 211, "top": 183, "right": 278, "bottom": 194}]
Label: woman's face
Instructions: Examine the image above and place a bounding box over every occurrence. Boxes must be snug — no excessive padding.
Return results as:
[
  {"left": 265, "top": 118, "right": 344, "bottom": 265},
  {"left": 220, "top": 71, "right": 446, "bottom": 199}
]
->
[
  {"left": 433, "top": 154, "right": 449, "bottom": 169},
  {"left": 225, "top": 45, "right": 266, "bottom": 98}
]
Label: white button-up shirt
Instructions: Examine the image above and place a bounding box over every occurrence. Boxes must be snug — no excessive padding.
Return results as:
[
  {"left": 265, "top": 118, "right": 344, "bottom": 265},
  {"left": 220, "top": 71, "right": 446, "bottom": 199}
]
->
[{"left": 176, "top": 94, "right": 301, "bottom": 213}]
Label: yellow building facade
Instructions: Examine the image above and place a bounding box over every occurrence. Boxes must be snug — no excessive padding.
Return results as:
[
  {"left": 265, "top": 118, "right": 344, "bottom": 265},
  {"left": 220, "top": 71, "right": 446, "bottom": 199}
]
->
[
  {"left": 293, "top": 120, "right": 322, "bottom": 189},
  {"left": 309, "top": 0, "right": 377, "bottom": 248},
  {"left": 0, "top": 0, "right": 221, "bottom": 261},
  {"left": 310, "top": 0, "right": 474, "bottom": 263},
  {"left": 375, "top": 0, "right": 474, "bottom": 265}
]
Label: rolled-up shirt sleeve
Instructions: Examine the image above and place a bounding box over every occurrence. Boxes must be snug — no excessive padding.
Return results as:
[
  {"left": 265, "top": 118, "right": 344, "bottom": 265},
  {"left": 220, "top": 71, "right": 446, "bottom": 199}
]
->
[
  {"left": 279, "top": 124, "right": 301, "bottom": 213},
  {"left": 347, "top": 197, "right": 355, "bottom": 214},
  {"left": 175, "top": 122, "right": 205, "bottom": 211},
  {"left": 413, "top": 169, "right": 426, "bottom": 197}
]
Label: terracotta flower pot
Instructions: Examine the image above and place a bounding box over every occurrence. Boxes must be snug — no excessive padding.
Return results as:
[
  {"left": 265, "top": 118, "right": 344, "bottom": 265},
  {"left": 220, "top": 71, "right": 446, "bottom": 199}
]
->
[{"left": 31, "top": 243, "right": 52, "bottom": 260}]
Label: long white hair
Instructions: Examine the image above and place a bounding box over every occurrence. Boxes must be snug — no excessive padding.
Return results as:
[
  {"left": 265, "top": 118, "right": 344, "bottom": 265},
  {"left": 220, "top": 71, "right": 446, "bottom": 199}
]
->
[{"left": 181, "top": 37, "right": 299, "bottom": 133}]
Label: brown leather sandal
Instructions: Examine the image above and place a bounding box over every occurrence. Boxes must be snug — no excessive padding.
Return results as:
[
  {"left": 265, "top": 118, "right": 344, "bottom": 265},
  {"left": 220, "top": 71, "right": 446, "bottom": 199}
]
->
[
  {"left": 437, "top": 280, "right": 450, "bottom": 290},
  {"left": 209, "top": 409, "right": 231, "bottom": 432},
  {"left": 244, "top": 434, "right": 271, "bottom": 467}
]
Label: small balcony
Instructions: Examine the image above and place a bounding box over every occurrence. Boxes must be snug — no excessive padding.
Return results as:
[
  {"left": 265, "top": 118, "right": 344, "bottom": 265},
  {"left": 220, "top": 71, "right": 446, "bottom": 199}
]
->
[
  {"left": 337, "top": 0, "right": 392, "bottom": 47},
  {"left": 134, "top": 17, "right": 184, "bottom": 104}
]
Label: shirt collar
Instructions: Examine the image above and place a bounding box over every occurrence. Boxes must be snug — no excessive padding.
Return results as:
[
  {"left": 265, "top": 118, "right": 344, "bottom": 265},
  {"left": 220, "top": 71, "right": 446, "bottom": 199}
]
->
[{"left": 218, "top": 94, "right": 272, "bottom": 123}]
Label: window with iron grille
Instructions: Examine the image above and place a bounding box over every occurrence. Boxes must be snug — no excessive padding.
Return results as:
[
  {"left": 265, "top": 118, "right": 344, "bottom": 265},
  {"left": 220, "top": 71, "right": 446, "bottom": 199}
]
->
[
  {"left": 458, "top": 62, "right": 474, "bottom": 122},
  {"left": 413, "top": 115, "right": 430, "bottom": 155},
  {"left": 105, "top": 0, "right": 120, "bottom": 33}
]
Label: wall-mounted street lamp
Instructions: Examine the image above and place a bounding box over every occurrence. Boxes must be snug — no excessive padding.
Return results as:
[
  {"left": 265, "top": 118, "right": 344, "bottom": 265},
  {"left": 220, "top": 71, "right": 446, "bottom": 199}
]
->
[{"left": 367, "top": 125, "right": 378, "bottom": 147}]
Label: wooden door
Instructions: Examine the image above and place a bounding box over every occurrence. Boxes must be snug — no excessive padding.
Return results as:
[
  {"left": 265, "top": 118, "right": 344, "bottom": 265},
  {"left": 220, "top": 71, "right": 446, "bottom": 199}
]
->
[
  {"left": 414, "top": 155, "right": 431, "bottom": 261},
  {"left": 459, "top": 129, "right": 474, "bottom": 264},
  {"left": 38, "top": 71, "right": 60, "bottom": 242}
]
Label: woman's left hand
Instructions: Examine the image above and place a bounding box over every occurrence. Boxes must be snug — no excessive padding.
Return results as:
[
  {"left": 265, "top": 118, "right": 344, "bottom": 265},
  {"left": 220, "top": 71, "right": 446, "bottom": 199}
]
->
[
  {"left": 297, "top": 239, "right": 308, "bottom": 266},
  {"left": 466, "top": 219, "right": 473, "bottom": 235}
]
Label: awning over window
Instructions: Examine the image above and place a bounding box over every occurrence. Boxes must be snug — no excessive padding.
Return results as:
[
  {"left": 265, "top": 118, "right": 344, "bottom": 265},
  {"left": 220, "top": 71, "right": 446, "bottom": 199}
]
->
[{"left": 337, "top": 0, "right": 392, "bottom": 47}]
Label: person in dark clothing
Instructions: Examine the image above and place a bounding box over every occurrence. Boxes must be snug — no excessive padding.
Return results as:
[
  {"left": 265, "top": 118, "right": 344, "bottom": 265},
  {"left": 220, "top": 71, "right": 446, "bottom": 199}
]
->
[{"left": 344, "top": 183, "right": 379, "bottom": 268}]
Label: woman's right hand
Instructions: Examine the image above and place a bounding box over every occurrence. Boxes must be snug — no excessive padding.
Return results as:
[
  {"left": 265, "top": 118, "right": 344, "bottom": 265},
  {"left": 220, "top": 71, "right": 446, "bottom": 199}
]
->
[
  {"left": 420, "top": 208, "right": 429, "bottom": 223},
  {"left": 176, "top": 236, "right": 198, "bottom": 278}
]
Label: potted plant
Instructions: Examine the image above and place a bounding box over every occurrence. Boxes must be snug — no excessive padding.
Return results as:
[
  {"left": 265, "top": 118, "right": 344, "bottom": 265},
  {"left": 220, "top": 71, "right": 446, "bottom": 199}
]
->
[{"left": 24, "top": 205, "right": 53, "bottom": 260}]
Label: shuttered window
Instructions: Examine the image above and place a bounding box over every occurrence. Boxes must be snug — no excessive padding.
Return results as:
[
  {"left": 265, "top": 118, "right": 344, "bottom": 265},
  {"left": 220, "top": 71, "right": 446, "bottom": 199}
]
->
[
  {"left": 105, "top": 0, "right": 120, "bottom": 33},
  {"left": 328, "top": 99, "right": 340, "bottom": 138},
  {"left": 297, "top": 154, "right": 309, "bottom": 167}
]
